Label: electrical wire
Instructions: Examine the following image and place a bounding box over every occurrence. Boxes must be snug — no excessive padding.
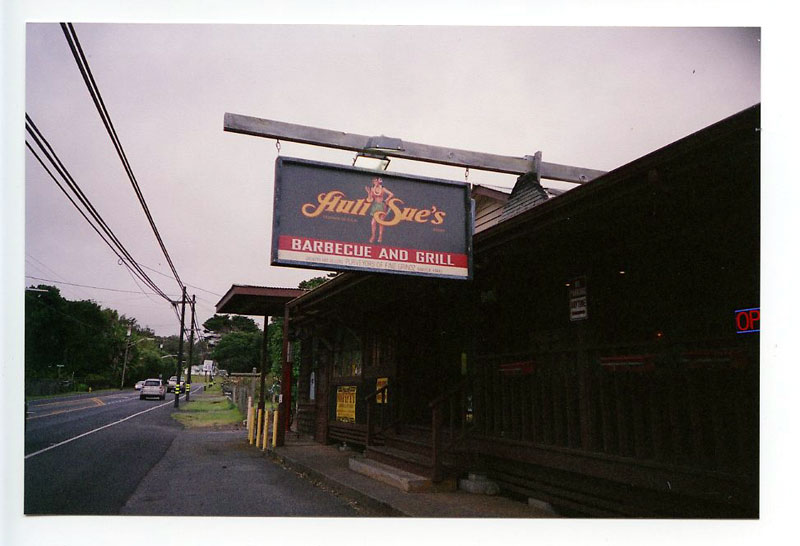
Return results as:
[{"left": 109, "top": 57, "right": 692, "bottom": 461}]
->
[
  {"left": 138, "top": 263, "right": 222, "bottom": 298},
  {"left": 24, "top": 275, "right": 180, "bottom": 296},
  {"left": 25, "top": 119, "right": 173, "bottom": 303},
  {"left": 61, "top": 22, "right": 185, "bottom": 294}
]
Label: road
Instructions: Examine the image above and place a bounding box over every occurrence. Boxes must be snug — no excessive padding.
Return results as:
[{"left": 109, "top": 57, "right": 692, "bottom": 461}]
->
[{"left": 24, "top": 389, "right": 359, "bottom": 516}]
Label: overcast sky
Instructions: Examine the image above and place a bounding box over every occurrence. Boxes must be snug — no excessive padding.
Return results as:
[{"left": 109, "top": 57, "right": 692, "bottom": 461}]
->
[{"left": 19, "top": 23, "right": 760, "bottom": 335}]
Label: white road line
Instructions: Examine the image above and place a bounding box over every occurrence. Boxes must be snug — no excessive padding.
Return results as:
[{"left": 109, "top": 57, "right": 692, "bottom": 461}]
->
[{"left": 25, "top": 386, "right": 203, "bottom": 459}]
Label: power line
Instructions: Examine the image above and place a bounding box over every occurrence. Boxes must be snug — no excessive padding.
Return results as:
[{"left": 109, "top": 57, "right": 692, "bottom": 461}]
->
[
  {"left": 25, "top": 275, "right": 181, "bottom": 296},
  {"left": 25, "top": 116, "right": 173, "bottom": 303},
  {"left": 25, "top": 255, "right": 94, "bottom": 300},
  {"left": 61, "top": 22, "right": 185, "bottom": 294},
  {"left": 138, "top": 263, "right": 222, "bottom": 298}
]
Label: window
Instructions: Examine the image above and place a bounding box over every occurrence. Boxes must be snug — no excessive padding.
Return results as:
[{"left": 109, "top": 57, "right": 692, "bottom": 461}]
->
[
  {"left": 333, "top": 327, "right": 362, "bottom": 377},
  {"left": 369, "top": 335, "right": 396, "bottom": 374}
]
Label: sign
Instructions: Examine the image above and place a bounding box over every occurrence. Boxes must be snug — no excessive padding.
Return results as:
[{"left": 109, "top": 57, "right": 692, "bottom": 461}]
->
[
  {"left": 568, "top": 277, "right": 588, "bottom": 321},
  {"left": 735, "top": 307, "right": 760, "bottom": 334},
  {"left": 375, "top": 377, "right": 388, "bottom": 404},
  {"left": 309, "top": 371, "right": 316, "bottom": 401},
  {"left": 202, "top": 360, "right": 213, "bottom": 373},
  {"left": 272, "top": 157, "right": 473, "bottom": 280},
  {"left": 336, "top": 385, "right": 357, "bottom": 423}
]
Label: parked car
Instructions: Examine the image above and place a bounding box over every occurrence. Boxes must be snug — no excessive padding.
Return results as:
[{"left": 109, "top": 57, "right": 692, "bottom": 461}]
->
[
  {"left": 134, "top": 380, "right": 144, "bottom": 391},
  {"left": 140, "top": 379, "right": 166, "bottom": 400},
  {"left": 166, "top": 376, "right": 185, "bottom": 393}
]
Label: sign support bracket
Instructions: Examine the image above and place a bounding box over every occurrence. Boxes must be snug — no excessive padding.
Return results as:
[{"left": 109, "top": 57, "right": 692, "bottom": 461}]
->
[{"left": 224, "top": 113, "right": 605, "bottom": 184}]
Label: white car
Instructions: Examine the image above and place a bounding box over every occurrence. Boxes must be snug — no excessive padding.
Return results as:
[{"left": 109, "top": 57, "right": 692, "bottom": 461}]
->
[
  {"left": 167, "top": 376, "right": 185, "bottom": 393},
  {"left": 140, "top": 379, "right": 166, "bottom": 400},
  {"left": 134, "top": 380, "right": 144, "bottom": 390}
]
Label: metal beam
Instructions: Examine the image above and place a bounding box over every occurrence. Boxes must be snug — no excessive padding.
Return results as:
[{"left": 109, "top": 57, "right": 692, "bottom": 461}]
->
[{"left": 224, "top": 113, "right": 606, "bottom": 184}]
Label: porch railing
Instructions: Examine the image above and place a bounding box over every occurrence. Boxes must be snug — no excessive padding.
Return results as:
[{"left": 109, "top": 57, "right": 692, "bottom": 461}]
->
[
  {"left": 429, "top": 377, "right": 471, "bottom": 481},
  {"left": 364, "top": 384, "right": 399, "bottom": 446}
]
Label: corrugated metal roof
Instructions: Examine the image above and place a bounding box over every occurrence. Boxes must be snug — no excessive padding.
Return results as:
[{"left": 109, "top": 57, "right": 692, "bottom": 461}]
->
[{"left": 215, "top": 284, "right": 306, "bottom": 316}]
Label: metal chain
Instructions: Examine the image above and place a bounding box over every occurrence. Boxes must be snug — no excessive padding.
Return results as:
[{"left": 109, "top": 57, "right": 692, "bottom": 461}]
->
[{"left": 276, "top": 139, "right": 281, "bottom": 153}]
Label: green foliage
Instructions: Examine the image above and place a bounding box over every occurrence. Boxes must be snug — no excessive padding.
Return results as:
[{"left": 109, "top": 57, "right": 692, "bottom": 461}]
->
[
  {"left": 298, "top": 273, "right": 336, "bottom": 291},
  {"left": 210, "top": 330, "right": 263, "bottom": 373},
  {"left": 25, "top": 284, "right": 182, "bottom": 392},
  {"left": 26, "top": 285, "right": 120, "bottom": 385},
  {"left": 202, "top": 314, "right": 258, "bottom": 334}
]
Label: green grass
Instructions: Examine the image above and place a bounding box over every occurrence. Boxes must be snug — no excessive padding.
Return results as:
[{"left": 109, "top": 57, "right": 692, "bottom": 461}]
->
[
  {"left": 171, "top": 395, "right": 243, "bottom": 428},
  {"left": 202, "top": 381, "right": 223, "bottom": 395}
]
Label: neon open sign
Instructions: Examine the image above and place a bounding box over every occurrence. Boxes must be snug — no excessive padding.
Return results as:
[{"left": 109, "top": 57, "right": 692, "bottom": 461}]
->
[{"left": 735, "top": 307, "right": 760, "bottom": 334}]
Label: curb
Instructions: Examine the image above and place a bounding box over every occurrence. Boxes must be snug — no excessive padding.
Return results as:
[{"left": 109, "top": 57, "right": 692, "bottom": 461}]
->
[{"left": 266, "top": 449, "right": 408, "bottom": 517}]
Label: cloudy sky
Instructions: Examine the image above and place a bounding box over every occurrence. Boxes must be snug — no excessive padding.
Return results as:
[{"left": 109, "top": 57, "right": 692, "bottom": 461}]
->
[{"left": 19, "top": 21, "right": 760, "bottom": 336}]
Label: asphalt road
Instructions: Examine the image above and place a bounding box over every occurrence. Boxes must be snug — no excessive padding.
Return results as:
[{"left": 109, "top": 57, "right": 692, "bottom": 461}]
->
[
  {"left": 24, "top": 388, "right": 360, "bottom": 517},
  {"left": 25, "top": 389, "right": 185, "bottom": 515}
]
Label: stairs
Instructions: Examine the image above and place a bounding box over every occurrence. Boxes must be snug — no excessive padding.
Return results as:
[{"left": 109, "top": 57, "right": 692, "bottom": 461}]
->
[{"left": 350, "top": 425, "right": 462, "bottom": 491}]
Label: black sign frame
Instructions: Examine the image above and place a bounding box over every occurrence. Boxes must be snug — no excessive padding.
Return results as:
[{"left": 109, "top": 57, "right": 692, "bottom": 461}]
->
[{"left": 271, "top": 157, "right": 474, "bottom": 280}]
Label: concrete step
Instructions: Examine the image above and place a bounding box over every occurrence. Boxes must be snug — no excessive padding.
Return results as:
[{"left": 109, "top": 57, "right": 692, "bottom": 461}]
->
[
  {"left": 348, "top": 455, "right": 456, "bottom": 493},
  {"left": 365, "top": 444, "right": 432, "bottom": 476}
]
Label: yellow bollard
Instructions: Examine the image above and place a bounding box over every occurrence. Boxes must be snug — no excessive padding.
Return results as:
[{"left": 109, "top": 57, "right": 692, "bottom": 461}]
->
[
  {"left": 256, "top": 408, "right": 263, "bottom": 447},
  {"left": 261, "top": 409, "right": 276, "bottom": 451},
  {"left": 247, "top": 406, "right": 255, "bottom": 445},
  {"left": 271, "top": 408, "right": 279, "bottom": 448}
]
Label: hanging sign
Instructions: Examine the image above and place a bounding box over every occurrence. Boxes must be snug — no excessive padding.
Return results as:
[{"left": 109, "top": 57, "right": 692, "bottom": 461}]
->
[
  {"left": 336, "top": 385, "right": 357, "bottom": 423},
  {"left": 272, "top": 157, "right": 473, "bottom": 280}
]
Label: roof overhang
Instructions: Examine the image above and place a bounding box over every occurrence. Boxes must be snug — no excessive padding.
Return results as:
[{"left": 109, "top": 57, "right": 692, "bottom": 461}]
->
[{"left": 215, "top": 284, "right": 306, "bottom": 317}]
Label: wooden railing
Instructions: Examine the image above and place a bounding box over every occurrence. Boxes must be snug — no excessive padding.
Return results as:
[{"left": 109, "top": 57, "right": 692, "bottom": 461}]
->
[
  {"left": 364, "top": 384, "right": 399, "bottom": 446},
  {"left": 428, "top": 377, "right": 471, "bottom": 482}
]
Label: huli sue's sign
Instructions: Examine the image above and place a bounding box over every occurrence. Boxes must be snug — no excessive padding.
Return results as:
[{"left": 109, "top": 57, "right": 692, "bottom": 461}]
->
[{"left": 272, "top": 157, "right": 473, "bottom": 279}]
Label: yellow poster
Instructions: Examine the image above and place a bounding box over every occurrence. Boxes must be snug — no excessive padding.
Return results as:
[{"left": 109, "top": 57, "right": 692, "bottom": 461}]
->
[
  {"left": 375, "top": 377, "right": 388, "bottom": 404},
  {"left": 336, "top": 385, "right": 357, "bottom": 423}
]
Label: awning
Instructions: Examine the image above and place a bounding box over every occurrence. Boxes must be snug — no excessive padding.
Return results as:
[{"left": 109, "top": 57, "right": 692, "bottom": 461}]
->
[{"left": 215, "top": 284, "right": 306, "bottom": 317}]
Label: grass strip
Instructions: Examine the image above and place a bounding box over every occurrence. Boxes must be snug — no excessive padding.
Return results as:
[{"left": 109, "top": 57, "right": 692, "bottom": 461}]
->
[{"left": 172, "top": 396, "right": 243, "bottom": 428}]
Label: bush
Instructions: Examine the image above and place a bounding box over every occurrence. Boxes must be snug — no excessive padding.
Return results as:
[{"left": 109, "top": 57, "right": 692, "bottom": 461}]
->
[{"left": 84, "top": 373, "right": 113, "bottom": 390}]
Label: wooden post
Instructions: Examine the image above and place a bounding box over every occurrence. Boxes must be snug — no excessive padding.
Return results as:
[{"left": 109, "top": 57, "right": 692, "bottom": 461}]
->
[
  {"left": 258, "top": 314, "right": 270, "bottom": 412},
  {"left": 277, "top": 306, "right": 291, "bottom": 447},
  {"left": 223, "top": 113, "right": 606, "bottom": 183},
  {"left": 365, "top": 397, "right": 373, "bottom": 446}
]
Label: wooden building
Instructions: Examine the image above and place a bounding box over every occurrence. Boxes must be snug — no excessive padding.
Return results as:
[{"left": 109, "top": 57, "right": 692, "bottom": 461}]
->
[{"left": 285, "top": 105, "right": 760, "bottom": 517}]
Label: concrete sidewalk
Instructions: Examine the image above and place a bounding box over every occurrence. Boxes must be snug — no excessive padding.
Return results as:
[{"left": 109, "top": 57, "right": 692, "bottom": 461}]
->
[
  {"left": 270, "top": 433, "right": 557, "bottom": 518},
  {"left": 123, "top": 387, "right": 555, "bottom": 517},
  {"left": 120, "top": 427, "right": 361, "bottom": 517}
]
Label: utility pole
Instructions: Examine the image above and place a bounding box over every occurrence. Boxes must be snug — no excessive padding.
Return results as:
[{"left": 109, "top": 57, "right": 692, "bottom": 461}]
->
[
  {"left": 120, "top": 324, "right": 131, "bottom": 389},
  {"left": 174, "top": 287, "right": 187, "bottom": 408},
  {"left": 186, "top": 294, "right": 196, "bottom": 402}
]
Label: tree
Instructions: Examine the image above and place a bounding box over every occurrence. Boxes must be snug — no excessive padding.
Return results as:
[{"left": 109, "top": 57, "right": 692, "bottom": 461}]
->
[
  {"left": 210, "top": 330, "right": 263, "bottom": 373},
  {"left": 298, "top": 273, "right": 336, "bottom": 291},
  {"left": 202, "top": 314, "right": 259, "bottom": 334},
  {"left": 25, "top": 284, "right": 132, "bottom": 391}
]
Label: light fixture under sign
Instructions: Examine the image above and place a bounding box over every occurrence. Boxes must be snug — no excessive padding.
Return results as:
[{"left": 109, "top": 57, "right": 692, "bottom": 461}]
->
[{"left": 353, "top": 151, "right": 390, "bottom": 171}]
